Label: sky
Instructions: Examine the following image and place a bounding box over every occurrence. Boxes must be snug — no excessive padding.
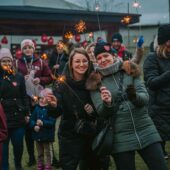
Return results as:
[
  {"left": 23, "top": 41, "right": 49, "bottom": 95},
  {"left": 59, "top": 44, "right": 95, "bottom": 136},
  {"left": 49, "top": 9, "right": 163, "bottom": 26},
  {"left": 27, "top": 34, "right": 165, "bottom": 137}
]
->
[{"left": 65, "top": 0, "right": 170, "bottom": 25}]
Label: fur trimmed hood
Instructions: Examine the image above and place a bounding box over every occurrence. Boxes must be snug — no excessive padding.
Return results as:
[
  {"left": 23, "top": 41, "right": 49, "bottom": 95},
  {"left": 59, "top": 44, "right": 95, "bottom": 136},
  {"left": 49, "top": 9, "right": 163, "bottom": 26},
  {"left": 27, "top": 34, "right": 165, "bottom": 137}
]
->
[{"left": 86, "top": 60, "right": 141, "bottom": 91}]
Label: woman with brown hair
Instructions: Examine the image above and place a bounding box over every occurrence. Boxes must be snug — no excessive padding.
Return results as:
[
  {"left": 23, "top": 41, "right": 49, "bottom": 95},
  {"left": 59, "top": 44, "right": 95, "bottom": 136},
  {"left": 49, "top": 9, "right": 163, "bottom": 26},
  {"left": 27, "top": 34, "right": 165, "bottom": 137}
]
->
[{"left": 53, "top": 48, "right": 102, "bottom": 170}]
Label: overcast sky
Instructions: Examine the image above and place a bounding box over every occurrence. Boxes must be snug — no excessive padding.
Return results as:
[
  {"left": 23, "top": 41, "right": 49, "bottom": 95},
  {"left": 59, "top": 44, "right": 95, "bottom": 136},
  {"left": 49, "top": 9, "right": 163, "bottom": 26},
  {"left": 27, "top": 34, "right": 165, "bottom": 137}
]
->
[{"left": 65, "top": 0, "right": 170, "bottom": 25}]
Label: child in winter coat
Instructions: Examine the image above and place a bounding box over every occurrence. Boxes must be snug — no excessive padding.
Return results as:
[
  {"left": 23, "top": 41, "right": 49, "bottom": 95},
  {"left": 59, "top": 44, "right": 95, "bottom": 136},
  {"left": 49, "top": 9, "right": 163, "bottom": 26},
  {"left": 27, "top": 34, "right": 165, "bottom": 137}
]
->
[{"left": 30, "top": 88, "right": 57, "bottom": 170}]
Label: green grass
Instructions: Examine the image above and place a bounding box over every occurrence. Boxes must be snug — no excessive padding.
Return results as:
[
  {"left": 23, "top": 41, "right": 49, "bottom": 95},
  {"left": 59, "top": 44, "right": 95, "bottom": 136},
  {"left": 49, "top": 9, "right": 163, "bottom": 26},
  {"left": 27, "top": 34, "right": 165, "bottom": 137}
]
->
[
  {"left": 8, "top": 140, "right": 170, "bottom": 170},
  {"left": 8, "top": 120, "right": 170, "bottom": 170}
]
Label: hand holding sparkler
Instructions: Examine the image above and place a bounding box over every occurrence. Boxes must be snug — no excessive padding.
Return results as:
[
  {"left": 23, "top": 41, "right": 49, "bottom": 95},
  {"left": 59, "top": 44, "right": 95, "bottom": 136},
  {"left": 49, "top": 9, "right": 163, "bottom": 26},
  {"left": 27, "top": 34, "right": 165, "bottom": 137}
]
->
[
  {"left": 46, "top": 94, "right": 58, "bottom": 107},
  {"left": 36, "top": 119, "right": 43, "bottom": 126},
  {"left": 100, "top": 86, "right": 112, "bottom": 106},
  {"left": 34, "top": 125, "right": 40, "bottom": 132},
  {"left": 25, "top": 116, "right": 30, "bottom": 123},
  {"left": 84, "top": 104, "right": 94, "bottom": 115},
  {"left": 53, "top": 64, "right": 60, "bottom": 70},
  {"left": 32, "top": 77, "right": 40, "bottom": 85}
]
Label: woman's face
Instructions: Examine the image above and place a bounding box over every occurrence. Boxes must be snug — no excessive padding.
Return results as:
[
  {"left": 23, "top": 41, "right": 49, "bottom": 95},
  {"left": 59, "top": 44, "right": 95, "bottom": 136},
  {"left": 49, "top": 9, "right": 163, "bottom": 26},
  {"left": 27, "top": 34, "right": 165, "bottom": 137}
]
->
[
  {"left": 0, "top": 57, "right": 13, "bottom": 70},
  {"left": 22, "top": 45, "right": 34, "bottom": 56},
  {"left": 72, "top": 53, "right": 89, "bottom": 79},
  {"left": 96, "top": 52, "right": 115, "bottom": 68}
]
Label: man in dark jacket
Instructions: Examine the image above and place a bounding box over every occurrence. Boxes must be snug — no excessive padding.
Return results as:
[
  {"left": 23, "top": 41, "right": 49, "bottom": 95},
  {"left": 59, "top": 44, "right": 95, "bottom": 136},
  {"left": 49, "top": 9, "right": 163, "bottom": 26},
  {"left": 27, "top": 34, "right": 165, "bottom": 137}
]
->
[
  {"left": 111, "top": 32, "right": 132, "bottom": 61},
  {"left": 49, "top": 40, "right": 68, "bottom": 77}
]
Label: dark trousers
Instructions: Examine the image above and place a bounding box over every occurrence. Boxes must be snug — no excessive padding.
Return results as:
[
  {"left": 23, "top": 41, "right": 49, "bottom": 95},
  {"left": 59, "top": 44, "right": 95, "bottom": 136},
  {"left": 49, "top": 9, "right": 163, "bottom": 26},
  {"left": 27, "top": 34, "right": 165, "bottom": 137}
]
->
[
  {"left": 25, "top": 125, "right": 35, "bottom": 162},
  {"left": 2, "top": 127, "right": 25, "bottom": 170},
  {"left": 113, "top": 142, "right": 168, "bottom": 170}
]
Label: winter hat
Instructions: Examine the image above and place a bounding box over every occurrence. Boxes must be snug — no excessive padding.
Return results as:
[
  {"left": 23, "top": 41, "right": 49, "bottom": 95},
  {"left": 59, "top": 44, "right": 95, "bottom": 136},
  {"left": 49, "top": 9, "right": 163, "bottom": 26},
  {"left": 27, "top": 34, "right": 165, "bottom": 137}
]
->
[
  {"left": 112, "top": 33, "right": 123, "bottom": 43},
  {"left": 39, "top": 88, "right": 52, "bottom": 98},
  {"left": 158, "top": 24, "right": 170, "bottom": 45},
  {"left": 21, "top": 39, "right": 35, "bottom": 51},
  {"left": 94, "top": 42, "right": 116, "bottom": 57},
  {"left": 0, "top": 48, "right": 13, "bottom": 61}
]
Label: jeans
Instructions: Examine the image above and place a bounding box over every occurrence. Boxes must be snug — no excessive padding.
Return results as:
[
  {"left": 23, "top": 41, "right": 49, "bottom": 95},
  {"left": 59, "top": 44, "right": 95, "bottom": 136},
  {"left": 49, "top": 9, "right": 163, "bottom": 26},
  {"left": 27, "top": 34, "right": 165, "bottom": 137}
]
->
[
  {"left": 113, "top": 142, "right": 168, "bottom": 170},
  {"left": 2, "top": 127, "right": 25, "bottom": 170},
  {"left": 25, "top": 125, "right": 35, "bottom": 162}
]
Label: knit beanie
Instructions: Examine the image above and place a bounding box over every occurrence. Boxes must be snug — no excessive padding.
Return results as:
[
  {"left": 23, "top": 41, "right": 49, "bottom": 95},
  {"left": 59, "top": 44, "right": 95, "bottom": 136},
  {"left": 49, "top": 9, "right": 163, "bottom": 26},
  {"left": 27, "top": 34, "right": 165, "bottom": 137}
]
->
[
  {"left": 112, "top": 33, "right": 123, "bottom": 43},
  {"left": 0, "top": 48, "right": 13, "bottom": 61},
  {"left": 21, "top": 39, "right": 35, "bottom": 51},
  {"left": 158, "top": 24, "right": 170, "bottom": 45},
  {"left": 94, "top": 42, "right": 116, "bottom": 57}
]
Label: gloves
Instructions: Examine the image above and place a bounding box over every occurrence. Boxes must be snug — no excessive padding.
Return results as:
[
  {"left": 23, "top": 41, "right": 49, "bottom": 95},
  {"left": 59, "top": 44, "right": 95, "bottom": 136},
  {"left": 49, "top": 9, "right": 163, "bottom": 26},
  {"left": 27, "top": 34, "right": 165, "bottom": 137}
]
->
[
  {"left": 126, "top": 85, "right": 136, "bottom": 101},
  {"left": 137, "top": 36, "right": 144, "bottom": 48}
]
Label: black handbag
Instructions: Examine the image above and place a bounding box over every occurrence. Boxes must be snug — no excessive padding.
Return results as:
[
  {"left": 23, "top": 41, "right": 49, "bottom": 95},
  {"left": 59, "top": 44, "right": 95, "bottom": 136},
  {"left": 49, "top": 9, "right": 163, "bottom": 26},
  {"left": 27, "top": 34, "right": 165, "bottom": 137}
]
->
[
  {"left": 75, "top": 119, "right": 97, "bottom": 137},
  {"left": 92, "top": 120, "right": 114, "bottom": 156}
]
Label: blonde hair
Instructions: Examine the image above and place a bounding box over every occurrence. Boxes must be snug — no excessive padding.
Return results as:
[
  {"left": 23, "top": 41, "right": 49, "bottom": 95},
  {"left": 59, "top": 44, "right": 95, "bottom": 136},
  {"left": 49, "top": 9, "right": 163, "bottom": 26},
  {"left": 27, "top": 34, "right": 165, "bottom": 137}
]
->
[{"left": 157, "top": 44, "right": 169, "bottom": 58}]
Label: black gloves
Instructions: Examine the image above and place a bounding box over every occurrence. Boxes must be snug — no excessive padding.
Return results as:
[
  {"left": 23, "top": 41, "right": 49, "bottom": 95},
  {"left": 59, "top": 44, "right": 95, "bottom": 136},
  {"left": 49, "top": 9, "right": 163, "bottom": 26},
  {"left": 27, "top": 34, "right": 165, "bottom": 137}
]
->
[{"left": 126, "top": 85, "right": 136, "bottom": 101}]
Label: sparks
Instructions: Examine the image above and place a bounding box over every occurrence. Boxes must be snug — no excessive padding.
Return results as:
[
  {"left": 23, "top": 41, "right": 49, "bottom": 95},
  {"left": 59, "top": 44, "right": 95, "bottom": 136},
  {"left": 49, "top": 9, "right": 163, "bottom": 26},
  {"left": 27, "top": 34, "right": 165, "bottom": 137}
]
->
[
  {"left": 2, "top": 65, "right": 15, "bottom": 74},
  {"left": 64, "top": 31, "right": 73, "bottom": 39},
  {"left": 41, "top": 53, "right": 48, "bottom": 60},
  {"left": 57, "top": 75, "right": 66, "bottom": 83},
  {"left": 121, "top": 16, "right": 132, "bottom": 25},
  {"left": 75, "top": 20, "right": 86, "bottom": 33},
  {"left": 32, "top": 95, "right": 39, "bottom": 102}
]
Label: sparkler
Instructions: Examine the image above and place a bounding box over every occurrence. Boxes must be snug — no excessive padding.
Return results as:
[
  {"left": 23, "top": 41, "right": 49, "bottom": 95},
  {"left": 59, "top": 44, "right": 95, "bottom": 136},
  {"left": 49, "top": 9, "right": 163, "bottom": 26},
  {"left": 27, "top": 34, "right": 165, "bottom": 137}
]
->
[
  {"left": 64, "top": 31, "right": 73, "bottom": 40},
  {"left": 2, "top": 65, "right": 15, "bottom": 75},
  {"left": 75, "top": 20, "right": 86, "bottom": 33},
  {"left": 41, "top": 53, "right": 48, "bottom": 60},
  {"left": 121, "top": 16, "right": 132, "bottom": 25},
  {"left": 32, "top": 95, "right": 39, "bottom": 103},
  {"left": 54, "top": 74, "right": 85, "bottom": 106}
]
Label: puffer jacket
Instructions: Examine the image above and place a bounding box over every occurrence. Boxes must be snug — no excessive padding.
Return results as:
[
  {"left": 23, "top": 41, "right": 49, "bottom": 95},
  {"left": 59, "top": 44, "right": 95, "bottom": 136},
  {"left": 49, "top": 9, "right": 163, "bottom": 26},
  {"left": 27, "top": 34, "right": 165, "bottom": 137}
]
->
[
  {"left": 30, "top": 105, "right": 56, "bottom": 142},
  {"left": 143, "top": 52, "right": 170, "bottom": 140},
  {"left": 0, "top": 70, "right": 29, "bottom": 128},
  {"left": 87, "top": 59, "right": 161, "bottom": 153}
]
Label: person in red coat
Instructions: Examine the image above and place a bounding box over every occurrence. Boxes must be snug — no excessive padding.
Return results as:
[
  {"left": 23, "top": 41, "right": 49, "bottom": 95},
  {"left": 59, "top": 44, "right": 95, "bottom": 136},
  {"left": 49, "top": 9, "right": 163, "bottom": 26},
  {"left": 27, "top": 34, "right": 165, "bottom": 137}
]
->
[{"left": 0, "top": 103, "right": 7, "bottom": 168}]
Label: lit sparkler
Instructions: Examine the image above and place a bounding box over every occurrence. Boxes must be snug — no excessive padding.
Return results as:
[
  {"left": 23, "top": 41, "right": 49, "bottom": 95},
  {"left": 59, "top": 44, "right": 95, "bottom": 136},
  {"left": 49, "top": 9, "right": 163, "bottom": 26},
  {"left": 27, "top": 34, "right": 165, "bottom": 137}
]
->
[
  {"left": 32, "top": 95, "right": 39, "bottom": 103},
  {"left": 41, "top": 53, "right": 48, "bottom": 60},
  {"left": 2, "top": 65, "right": 15, "bottom": 74},
  {"left": 64, "top": 31, "right": 73, "bottom": 40},
  {"left": 121, "top": 16, "right": 132, "bottom": 24},
  {"left": 75, "top": 20, "right": 86, "bottom": 33},
  {"left": 57, "top": 75, "right": 66, "bottom": 83}
]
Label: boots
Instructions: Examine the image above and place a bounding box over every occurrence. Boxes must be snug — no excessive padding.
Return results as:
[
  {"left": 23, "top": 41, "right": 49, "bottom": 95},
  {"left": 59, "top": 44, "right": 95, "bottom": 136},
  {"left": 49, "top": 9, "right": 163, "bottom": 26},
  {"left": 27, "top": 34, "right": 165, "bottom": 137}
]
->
[
  {"left": 37, "top": 161, "right": 44, "bottom": 170},
  {"left": 44, "top": 164, "right": 52, "bottom": 170}
]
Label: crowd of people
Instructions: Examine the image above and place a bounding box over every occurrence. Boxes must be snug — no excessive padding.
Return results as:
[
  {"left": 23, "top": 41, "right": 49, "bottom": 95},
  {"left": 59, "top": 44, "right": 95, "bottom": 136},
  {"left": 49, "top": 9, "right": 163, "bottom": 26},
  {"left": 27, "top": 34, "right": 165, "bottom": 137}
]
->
[{"left": 0, "top": 24, "right": 170, "bottom": 170}]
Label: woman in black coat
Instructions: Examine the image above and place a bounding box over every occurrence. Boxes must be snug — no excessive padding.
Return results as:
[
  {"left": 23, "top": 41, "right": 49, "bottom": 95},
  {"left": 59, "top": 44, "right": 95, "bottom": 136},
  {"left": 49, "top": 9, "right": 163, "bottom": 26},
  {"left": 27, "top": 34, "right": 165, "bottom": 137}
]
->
[
  {"left": 143, "top": 24, "right": 170, "bottom": 159},
  {"left": 0, "top": 48, "right": 29, "bottom": 170},
  {"left": 53, "top": 48, "right": 103, "bottom": 170}
]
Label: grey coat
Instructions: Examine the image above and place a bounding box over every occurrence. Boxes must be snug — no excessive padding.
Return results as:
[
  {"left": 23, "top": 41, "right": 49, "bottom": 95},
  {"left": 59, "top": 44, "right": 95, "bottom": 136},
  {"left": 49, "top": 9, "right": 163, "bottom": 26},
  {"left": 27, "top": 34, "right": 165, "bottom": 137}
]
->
[{"left": 89, "top": 60, "right": 161, "bottom": 153}]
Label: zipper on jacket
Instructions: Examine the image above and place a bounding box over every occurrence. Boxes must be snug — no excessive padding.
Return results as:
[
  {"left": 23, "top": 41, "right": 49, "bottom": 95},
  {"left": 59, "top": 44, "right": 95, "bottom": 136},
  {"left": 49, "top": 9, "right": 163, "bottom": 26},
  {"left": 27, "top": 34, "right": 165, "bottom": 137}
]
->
[{"left": 113, "top": 74, "right": 142, "bottom": 148}]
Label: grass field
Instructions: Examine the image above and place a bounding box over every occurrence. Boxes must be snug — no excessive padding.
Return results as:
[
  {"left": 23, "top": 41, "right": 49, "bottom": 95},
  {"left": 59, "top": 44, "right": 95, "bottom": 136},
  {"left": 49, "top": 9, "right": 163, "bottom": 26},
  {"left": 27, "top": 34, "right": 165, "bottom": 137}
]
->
[{"left": 8, "top": 119, "right": 170, "bottom": 170}]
